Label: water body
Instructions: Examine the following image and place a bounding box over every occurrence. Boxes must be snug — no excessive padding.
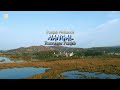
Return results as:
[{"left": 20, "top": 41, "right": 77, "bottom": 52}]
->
[
  {"left": 0, "top": 56, "right": 24, "bottom": 63},
  {"left": 0, "top": 67, "right": 49, "bottom": 79},
  {"left": 61, "top": 70, "right": 120, "bottom": 79}
]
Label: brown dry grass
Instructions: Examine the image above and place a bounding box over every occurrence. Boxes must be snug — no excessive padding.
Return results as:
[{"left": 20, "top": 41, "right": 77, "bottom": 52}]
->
[{"left": 0, "top": 58, "right": 120, "bottom": 79}]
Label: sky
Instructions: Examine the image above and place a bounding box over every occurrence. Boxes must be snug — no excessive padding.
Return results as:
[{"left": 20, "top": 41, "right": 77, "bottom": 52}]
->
[{"left": 0, "top": 11, "right": 120, "bottom": 50}]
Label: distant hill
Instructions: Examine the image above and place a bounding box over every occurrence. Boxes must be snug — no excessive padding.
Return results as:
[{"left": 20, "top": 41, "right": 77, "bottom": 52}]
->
[
  {"left": 91, "top": 45, "right": 120, "bottom": 53},
  {"left": 92, "top": 45, "right": 120, "bottom": 48},
  {"left": 5, "top": 45, "right": 83, "bottom": 54},
  {"left": 7, "top": 45, "right": 55, "bottom": 54},
  {"left": 110, "top": 45, "right": 120, "bottom": 48},
  {"left": 2, "top": 45, "right": 120, "bottom": 54},
  {"left": 1, "top": 45, "right": 120, "bottom": 60},
  {"left": 49, "top": 46, "right": 83, "bottom": 52}
]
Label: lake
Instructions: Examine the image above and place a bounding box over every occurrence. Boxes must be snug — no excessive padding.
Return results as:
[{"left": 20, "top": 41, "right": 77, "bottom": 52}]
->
[
  {"left": 0, "top": 67, "right": 49, "bottom": 79},
  {"left": 61, "top": 70, "right": 120, "bottom": 79},
  {"left": 0, "top": 56, "right": 24, "bottom": 63}
]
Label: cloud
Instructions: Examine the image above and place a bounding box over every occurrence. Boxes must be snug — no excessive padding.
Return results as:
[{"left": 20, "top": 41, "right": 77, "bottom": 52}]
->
[
  {"left": 75, "top": 18, "right": 120, "bottom": 45},
  {"left": 108, "top": 11, "right": 120, "bottom": 18},
  {"left": 108, "top": 19, "right": 120, "bottom": 24},
  {"left": 3, "top": 13, "right": 9, "bottom": 20},
  {"left": 77, "top": 18, "right": 120, "bottom": 48},
  {"left": 111, "top": 11, "right": 120, "bottom": 14},
  {"left": 95, "top": 19, "right": 120, "bottom": 30},
  {"left": 96, "top": 23, "right": 105, "bottom": 29}
]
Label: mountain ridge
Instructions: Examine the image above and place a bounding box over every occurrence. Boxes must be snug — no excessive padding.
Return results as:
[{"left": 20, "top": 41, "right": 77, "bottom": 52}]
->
[{"left": 1, "top": 45, "right": 120, "bottom": 54}]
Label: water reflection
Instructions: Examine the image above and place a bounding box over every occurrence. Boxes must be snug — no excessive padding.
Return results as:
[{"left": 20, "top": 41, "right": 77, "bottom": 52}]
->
[
  {"left": 0, "top": 67, "right": 49, "bottom": 79},
  {"left": 61, "top": 70, "right": 120, "bottom": 79},
  {"left": 0, "top": 56, "right": 24, "bottom": 63}
]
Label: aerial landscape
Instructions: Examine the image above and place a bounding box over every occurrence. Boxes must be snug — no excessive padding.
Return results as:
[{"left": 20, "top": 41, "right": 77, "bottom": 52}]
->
[
  {"left": 0, "top": 45, "right": 120, "bottom": 79},
  {"left": 0, "top": 11, "right": 120, "bottom": 79}
]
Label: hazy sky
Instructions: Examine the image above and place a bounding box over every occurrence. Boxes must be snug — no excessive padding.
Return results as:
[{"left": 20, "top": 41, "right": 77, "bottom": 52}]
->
[{"left": 0, "top": 11, "right": 120, "bottom": 50}]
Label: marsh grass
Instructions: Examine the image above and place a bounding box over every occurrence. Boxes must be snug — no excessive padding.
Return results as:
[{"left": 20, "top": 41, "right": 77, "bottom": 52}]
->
[{"left": 0, "top": 58, "right": 120, "bottom": 79}]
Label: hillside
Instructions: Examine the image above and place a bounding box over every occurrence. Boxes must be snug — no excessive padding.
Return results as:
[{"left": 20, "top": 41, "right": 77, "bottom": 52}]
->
[
  {"left": 7, "top": 45, "right": 55, "bottom": 54},
  {"left": 1, "top": 45, "right": 120, "bottom": 54},
  {"left": 5, "top": 45, "right": 83, "bottom": 54},
  {"left": 1, "top": 45, "right": 120, "bottom": 61}
]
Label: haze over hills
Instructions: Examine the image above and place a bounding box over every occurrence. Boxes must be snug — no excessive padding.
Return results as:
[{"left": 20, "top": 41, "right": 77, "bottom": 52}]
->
[
  {"left": 0, "top": 45, "right": 119, "bottom": 54},
  {"left": 5, "top": 45, "right": 83, "bottom": 54},
  {"left": 0, "top": 45, "right": 120, "bottom": 61},
  {"left": 110, "top": 45, "right": 120, "bottom": 48}
]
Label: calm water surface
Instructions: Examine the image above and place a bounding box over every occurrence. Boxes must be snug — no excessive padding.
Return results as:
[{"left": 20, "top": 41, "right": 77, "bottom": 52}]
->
[
  {"left": 0, "top": 56, "right": 24, "bottom": 63},
  {"left": 0, "top": 67, "right": 49, "bottom": 79},
  {"left": 61, "top": 70, "right": 120, "bottom": 79}
]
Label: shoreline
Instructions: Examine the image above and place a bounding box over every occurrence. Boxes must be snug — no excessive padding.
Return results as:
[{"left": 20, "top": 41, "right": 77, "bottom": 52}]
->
[{"left": 0, "top": 57, "right": 120, "bottom": 79}]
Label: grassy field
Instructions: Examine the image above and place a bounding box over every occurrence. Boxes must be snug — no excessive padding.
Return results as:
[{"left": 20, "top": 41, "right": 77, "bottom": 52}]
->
[{"left": 0, "top": 58, "right": 120, "bottom": 79}]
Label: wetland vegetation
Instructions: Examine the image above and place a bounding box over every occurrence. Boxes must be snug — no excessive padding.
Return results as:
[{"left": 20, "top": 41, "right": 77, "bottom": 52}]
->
[{"left": 0, "top": 45, "right": 120, "bottom": 79}]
